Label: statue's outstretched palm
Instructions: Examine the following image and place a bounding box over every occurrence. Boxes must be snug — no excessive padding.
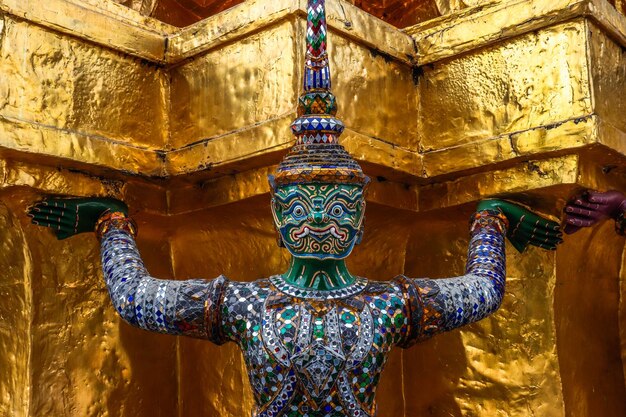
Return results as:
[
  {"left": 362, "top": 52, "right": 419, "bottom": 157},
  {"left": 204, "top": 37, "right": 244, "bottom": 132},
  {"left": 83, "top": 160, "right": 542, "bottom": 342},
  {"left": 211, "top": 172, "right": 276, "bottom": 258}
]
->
[
  {"left": 28, "top": 197, "right": 127, "bottom": 240},
  {"left": 478, "top": 199, "right": 562, "bottom": 253}
]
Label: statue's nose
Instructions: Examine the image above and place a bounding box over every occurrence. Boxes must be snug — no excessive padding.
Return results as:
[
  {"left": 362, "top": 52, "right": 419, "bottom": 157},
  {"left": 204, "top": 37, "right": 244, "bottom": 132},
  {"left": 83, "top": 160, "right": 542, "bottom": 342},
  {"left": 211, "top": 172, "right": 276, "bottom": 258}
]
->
[{"left": 312, "top": 210, "right": 325, "bottom": 224}]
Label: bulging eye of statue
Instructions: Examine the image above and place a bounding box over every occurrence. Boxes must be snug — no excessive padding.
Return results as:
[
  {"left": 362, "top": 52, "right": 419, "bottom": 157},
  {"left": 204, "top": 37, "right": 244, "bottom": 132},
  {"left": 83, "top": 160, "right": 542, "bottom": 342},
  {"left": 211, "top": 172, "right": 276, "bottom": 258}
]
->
[
  {"left": 291, "top": 204, "right": 306, "bottom": 219},
  {"left": 329, "top": 203, "right": 344, "bottom": 217}
]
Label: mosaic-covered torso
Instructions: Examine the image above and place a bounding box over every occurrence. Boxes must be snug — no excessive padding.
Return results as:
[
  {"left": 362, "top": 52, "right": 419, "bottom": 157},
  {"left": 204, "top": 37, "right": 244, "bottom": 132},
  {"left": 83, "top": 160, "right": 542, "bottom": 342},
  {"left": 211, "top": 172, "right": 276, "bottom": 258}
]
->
[{"left": 219, "top": 276, "right": 410, "bottom": 417}]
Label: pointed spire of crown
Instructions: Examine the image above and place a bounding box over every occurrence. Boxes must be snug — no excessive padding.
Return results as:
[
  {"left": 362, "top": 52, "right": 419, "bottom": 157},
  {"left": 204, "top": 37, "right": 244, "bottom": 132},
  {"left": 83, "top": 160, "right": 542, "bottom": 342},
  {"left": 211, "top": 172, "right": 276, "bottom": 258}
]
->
[{"left": 272, "top": 0, "right": 368, "bottom": 187}]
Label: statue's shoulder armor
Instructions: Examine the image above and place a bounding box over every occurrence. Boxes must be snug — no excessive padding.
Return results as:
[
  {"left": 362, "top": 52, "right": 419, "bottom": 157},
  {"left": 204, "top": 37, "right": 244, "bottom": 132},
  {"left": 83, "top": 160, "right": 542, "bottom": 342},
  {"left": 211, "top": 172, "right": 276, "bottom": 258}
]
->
[
  {"left": 225, "top": 276, "right": 272, "bottom": 289},
  {"left": 361, "top": 279, "right": 398, "bottom": 296},
  {"left": 219, "top": 277, "right": 273, "bottom": 343},
  {"left": 222, "top": 277, "right": 273, "bottom": 307},
  {"left": 358, "top": 278, "right": 408, "bottom": 307}
]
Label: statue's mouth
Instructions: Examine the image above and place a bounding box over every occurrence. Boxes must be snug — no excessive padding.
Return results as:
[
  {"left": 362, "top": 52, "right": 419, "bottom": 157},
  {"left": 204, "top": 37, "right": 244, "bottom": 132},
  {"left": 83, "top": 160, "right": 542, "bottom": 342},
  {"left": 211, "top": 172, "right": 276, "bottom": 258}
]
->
[{"left": 292, "top": 224, "right": 346, "bottom": 241}]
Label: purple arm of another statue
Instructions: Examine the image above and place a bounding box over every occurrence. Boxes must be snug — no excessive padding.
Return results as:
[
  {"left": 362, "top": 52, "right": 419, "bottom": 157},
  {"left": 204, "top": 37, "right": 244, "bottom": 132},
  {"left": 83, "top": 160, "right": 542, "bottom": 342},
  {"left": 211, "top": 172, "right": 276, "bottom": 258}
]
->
[
  {"left": 100, "top": 227, "right": 226, "bottom": 342},
  {"left": 399, "top": 211, "right": 507, "bottom": 346}
]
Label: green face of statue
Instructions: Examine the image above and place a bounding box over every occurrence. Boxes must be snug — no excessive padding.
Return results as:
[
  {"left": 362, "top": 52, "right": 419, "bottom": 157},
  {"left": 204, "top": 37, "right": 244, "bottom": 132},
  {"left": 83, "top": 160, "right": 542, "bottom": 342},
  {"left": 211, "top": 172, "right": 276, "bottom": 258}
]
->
[{"left": 271, "top": 183, "right": 365, "bottom": 260}]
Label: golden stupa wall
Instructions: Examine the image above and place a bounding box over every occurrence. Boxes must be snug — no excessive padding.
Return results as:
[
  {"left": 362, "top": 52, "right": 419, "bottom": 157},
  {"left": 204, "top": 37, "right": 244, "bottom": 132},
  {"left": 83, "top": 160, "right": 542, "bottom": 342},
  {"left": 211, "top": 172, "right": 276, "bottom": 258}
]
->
[{"left": 0, "top": 0, "right": 625, "bottom": 416}]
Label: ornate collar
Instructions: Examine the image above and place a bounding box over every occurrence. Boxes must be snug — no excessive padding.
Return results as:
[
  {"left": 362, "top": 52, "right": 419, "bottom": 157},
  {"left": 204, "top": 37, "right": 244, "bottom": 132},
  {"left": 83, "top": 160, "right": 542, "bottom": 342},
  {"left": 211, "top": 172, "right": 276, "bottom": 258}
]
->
[{"left": 269, "top": 275, "right": 368, "bottom": 300}]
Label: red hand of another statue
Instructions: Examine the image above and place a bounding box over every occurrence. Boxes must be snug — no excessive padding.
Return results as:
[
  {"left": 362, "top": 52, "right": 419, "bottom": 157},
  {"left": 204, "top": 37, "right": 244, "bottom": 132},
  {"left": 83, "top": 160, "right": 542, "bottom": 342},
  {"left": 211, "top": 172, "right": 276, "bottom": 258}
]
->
[{"left": 563, "top": 190, "right": 626, "bottom": 234}]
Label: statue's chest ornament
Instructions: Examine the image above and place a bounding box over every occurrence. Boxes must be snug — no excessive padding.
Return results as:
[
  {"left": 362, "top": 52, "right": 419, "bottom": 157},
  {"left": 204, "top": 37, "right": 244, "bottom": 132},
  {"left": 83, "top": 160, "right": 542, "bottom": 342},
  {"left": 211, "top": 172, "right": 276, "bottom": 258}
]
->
[
  {"left": 260, "top": 293, "right": 375, "bottom": 409},
  {"left": 291, "top": 305, "right": 345, "bottom": 401}
]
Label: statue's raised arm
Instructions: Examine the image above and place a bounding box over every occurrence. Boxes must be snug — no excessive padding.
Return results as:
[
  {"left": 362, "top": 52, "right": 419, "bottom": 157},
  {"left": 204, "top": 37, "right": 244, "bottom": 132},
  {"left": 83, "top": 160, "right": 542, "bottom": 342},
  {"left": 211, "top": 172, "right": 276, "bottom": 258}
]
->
[
  {"left": 28, "top": 198, "right": 227, "bottom": 342},
  {"left": 399, "top": 200, "right": 562, "bottom": 346}
]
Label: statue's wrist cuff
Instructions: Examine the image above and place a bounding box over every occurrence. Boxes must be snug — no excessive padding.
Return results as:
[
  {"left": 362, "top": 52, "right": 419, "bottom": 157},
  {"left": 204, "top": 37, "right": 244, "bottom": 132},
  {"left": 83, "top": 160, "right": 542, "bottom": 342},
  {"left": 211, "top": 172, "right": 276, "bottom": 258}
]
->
[
  {"left": 95, "top": 211, "right": 137, "bottom": 240},
  {"left": 470, "top": 209, "right": 509, "bottom": 235}
]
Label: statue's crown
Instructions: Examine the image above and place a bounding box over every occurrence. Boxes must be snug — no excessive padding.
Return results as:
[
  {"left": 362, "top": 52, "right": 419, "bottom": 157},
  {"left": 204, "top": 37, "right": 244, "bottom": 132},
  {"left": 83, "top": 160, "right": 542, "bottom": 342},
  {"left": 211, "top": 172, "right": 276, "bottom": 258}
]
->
[{"left": 273, "top": 0, "right": 368, "bottom": 187}]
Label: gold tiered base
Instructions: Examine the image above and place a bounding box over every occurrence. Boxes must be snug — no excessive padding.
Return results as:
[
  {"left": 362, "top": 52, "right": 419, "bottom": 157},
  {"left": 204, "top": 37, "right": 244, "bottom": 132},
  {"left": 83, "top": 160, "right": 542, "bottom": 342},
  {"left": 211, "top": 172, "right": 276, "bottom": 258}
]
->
[{"left": 0, "top": 0, "right": 625, "bottom": 416}]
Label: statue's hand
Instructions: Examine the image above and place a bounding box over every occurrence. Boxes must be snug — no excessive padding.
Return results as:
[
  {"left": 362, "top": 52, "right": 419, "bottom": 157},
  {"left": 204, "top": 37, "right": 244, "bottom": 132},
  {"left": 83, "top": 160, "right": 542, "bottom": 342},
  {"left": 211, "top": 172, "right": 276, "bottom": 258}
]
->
[
  {"left": 564, "top": 190, "right": 626, "bottom": 234},
  {"left": 28, "top": 197, "right": 128, "bottom": 240},
  {"left": 477, "top": 199, "right": 562, "bottom": 253}
]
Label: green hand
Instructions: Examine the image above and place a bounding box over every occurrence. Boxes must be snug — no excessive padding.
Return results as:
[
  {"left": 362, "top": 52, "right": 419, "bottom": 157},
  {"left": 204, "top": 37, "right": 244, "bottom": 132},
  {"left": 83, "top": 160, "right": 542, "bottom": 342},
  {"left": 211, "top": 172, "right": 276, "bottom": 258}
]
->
[
  {"left": 477, "top": 199, "right": 563, "bottom": 253},
  {"left": 28, "top": 197, "right": 128, "bottom": 240}
]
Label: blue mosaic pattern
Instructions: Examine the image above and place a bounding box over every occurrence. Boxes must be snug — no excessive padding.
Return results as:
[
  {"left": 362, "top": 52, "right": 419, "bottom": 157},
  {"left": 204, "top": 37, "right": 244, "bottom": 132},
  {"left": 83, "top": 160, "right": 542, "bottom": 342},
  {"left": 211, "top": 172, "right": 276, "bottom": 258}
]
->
[
  {"left": 99, "top": 210, "right": 507, "bottom": 416},
  {"left": 304, "top": 58, "right": 331, "bottom": 91},
  {"left": 100, "top": 228, "right": 226, "bottom": 340},
  {"left": 399, "top": 212, "right": 508, "bottom": 345}
]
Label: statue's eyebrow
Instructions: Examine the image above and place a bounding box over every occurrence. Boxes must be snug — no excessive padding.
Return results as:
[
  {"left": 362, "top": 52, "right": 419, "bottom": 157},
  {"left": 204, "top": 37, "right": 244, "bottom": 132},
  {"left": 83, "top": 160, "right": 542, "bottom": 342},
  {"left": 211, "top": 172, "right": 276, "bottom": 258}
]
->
[
  {"left": 331, "top": 188, "right": 363, "bottom": 204},
  {"left": 274, "top": 189, "right": 308, "bottom": 205}
]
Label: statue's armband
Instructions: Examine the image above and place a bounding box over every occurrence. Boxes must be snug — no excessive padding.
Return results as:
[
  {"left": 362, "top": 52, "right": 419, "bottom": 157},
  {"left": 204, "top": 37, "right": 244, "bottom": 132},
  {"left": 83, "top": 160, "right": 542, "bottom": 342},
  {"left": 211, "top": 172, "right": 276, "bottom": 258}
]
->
[
  {"left": 204, "top": 275, "right": 230, "bottom": 345},
  {"left": 393, "top": 275, "right": 432, "bottom": 348}
]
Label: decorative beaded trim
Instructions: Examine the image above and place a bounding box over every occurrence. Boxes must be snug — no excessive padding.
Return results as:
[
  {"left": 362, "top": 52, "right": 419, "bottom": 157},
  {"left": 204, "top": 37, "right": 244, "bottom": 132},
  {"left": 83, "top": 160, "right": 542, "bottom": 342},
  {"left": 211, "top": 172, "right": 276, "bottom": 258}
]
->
[
  {"left": 95, "top": 211, "right": 137, "bottom": 240},
  {"left": 269, "top": 275, "right": 368, "bottom": 300},
  {"left": 470, "top": 209, "right": 509, "bottom": 235}
]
